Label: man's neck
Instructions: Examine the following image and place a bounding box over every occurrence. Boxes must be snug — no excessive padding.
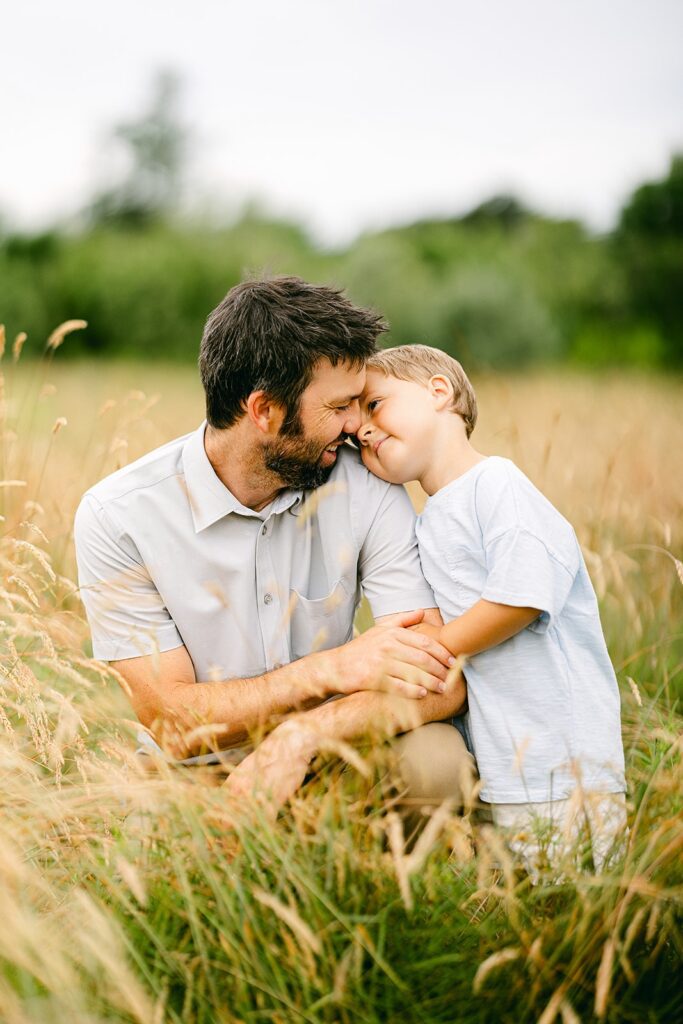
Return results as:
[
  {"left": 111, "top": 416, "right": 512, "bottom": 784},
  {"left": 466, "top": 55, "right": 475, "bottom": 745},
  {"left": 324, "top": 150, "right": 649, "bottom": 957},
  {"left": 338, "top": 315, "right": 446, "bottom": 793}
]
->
[{"left": 204, "top": 423, "right": 286, "bottom": 512}]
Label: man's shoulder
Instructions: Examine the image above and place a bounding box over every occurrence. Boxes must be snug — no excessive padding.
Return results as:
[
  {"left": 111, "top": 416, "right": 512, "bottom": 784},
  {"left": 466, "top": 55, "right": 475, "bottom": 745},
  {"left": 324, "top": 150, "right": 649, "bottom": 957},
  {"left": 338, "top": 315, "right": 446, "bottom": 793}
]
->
[
  {"left": 332, "top": 444, "right": 391, "bottom": 492},
  {"left": 331, "top": 445, "right": 412, "bottom": 508},
  {"left": 82, "top": 430, "right": 194, "bottom": 509}
]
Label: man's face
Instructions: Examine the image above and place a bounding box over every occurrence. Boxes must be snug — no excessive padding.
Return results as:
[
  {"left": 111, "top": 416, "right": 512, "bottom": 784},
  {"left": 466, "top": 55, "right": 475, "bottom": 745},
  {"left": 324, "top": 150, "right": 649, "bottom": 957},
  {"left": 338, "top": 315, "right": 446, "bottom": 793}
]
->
[{"left": 263, "top": 359, "right": 366, "bottom": 489}]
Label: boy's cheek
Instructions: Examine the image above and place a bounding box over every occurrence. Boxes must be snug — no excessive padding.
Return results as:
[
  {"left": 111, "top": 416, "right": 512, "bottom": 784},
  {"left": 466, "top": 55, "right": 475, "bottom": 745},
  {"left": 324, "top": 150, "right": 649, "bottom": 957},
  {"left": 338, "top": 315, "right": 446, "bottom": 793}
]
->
[
  {"left": 363, "top": 458, "right": 394, "bottom": 485},
  {"left": 361, "top": 448, "right": 385, "bottom": 478}
]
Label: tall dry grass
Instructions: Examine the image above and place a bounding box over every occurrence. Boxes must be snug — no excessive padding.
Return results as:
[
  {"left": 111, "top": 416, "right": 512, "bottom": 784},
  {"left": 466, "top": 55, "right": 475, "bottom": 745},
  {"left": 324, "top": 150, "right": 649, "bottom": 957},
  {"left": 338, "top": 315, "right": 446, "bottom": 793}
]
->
[{"left": 0, "top": 325, "right": 681, "bottom": 1022}]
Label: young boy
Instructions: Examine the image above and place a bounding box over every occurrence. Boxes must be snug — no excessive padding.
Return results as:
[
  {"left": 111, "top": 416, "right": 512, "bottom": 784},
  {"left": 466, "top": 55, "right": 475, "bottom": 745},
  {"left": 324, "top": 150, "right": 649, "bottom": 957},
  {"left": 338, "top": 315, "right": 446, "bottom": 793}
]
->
[{"left": 358, "top": 345, "right": 627, "bottom": 872}]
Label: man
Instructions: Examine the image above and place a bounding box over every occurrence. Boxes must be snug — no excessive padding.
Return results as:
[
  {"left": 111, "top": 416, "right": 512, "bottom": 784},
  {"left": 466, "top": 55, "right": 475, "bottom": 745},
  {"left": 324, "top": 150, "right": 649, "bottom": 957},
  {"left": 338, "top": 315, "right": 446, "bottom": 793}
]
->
[{"left": 75, "top": 277, "right": 471, "bottom": 809}]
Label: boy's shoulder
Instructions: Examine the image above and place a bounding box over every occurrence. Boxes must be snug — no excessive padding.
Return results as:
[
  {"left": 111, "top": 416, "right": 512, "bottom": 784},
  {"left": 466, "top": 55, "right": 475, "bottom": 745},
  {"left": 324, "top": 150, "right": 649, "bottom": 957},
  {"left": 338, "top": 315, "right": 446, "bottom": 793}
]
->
[
  {"left": 473, "top": 455, "right": 531, "bottom": 502},
  {"left": 475, "top": 456, "right": 576, "bottom": 550},
  {"left": 425, "top": 456, "right": 519, "bottom": 511},
  {"left": 426, "top": 454, "right": 573, "bottom": 534}
]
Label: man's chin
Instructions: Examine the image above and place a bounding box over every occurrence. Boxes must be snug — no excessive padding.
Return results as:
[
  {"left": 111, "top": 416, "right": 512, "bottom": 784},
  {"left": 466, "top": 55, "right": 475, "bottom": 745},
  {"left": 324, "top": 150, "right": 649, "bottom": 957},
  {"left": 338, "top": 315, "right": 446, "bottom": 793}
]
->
[{"left": 265, "top": 453, "right": 335, "bottom": 490}]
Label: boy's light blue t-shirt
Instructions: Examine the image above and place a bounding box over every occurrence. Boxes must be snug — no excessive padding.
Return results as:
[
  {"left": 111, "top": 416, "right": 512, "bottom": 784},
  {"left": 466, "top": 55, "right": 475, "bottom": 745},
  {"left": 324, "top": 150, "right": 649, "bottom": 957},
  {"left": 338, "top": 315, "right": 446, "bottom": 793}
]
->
[{"left": 416, "top": 457, "right": 626, "bottom": 804}]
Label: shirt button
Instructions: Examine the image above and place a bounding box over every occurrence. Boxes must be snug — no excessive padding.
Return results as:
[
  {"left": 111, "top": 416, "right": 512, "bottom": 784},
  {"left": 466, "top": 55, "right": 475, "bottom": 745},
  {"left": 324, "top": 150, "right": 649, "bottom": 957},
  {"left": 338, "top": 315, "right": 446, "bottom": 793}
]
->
[
  {"left": 264, "top": 593, "right": 273, "bottom": 605},
  {"left": 262, "top": 524, "right": 268, "bottom": 535}
]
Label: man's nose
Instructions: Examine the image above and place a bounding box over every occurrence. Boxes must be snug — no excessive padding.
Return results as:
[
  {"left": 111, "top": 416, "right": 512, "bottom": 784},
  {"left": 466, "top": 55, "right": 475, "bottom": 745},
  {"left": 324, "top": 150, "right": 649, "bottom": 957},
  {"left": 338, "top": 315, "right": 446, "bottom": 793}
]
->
[{"left": 343, "top": 401, "right": 362, "bottom": 437}]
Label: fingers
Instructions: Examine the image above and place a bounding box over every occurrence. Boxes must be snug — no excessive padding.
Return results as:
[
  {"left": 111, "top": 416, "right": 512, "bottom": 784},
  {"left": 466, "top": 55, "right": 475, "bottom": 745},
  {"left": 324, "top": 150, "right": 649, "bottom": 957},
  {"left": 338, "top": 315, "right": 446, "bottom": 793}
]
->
[
  {"left": 384, "top": 659, "right": 449, "bottom": 696},
  {"left": 341, "top": 624, "right": 453, "bottom": 696},
  {"left": 388, "top": 641, "right": 452, "bottom": 692},
  {"left": 381, "top": 675, "right": 429, "bottom": 700},
  {"left": 385, "top": 651, "right": 454, "bottom": 692},
  {"left": 398, "top": 628, "right": 455, "bottom": 669}
]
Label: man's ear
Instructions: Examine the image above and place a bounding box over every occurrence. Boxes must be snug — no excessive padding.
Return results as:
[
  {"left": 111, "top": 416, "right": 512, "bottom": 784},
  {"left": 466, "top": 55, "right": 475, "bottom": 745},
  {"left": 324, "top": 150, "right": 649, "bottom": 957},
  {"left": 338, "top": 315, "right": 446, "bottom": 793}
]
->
[
  {"left": 245, "top": 391, "right": 285, "bottom": 435},
  {"left": 428, "top": 375, "right": 453, "bottom": 410}
]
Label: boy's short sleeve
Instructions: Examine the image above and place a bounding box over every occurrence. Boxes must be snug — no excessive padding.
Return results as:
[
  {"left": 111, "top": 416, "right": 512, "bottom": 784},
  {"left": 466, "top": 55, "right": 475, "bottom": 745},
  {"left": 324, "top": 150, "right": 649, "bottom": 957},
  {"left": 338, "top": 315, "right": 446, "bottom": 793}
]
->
[
  {"left": 481, "top": 528, "right": 577, "bottom": 632},
  {"left": 475, "top": 460, "right": 580, "bottom": 632},
  {"left": 74, "top": 494, "right": 183, "bottom": 661}
]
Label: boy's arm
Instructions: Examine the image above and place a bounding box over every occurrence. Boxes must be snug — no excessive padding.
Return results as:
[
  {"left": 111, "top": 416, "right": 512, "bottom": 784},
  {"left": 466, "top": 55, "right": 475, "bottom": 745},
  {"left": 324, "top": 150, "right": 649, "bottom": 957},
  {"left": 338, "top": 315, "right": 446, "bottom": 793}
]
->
[{"left": 439, "top": 599, "right": 541, "bottom": 657}]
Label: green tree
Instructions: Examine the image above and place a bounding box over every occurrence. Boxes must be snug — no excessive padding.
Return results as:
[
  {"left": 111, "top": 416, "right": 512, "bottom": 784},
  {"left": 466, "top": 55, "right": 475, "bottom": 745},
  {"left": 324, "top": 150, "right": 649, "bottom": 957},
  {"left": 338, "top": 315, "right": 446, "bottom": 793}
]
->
[
  {"left": 88, "top": 71, "right": 188, "bottom": 227},
  {"left": 616, "top": 155, "right": 683, "bottom": 366}
]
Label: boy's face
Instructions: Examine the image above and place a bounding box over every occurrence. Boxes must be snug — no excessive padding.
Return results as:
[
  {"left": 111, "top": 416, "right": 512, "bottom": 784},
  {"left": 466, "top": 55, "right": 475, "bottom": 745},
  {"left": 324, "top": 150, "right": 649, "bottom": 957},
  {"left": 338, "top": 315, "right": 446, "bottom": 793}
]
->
[{"left": 358, "top": 369, "right": 437, "bottom": 484}]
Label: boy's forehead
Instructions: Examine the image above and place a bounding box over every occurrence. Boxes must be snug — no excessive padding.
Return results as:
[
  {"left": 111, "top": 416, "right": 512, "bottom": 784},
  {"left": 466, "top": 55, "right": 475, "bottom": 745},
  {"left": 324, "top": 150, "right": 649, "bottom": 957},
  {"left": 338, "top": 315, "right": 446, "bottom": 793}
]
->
[{"left": 360, "top": 367, "right": 387, "bottom": 393}]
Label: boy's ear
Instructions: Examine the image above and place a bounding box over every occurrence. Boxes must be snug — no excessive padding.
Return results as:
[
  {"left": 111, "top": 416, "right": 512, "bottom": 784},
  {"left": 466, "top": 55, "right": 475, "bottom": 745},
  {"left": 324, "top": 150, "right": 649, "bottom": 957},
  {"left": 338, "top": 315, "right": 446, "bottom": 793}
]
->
[
  {"left": 428, "top": 375, "right": 453, "bottom": 410},
  {"left": 245, "top": 390, "right": 285, "bottom": 435}
]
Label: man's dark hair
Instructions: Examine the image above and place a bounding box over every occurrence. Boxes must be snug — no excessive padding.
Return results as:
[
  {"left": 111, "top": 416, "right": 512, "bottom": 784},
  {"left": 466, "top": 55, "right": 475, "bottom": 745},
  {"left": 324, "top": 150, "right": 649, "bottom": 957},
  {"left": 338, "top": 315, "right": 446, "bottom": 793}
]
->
[{"left": 199, "top": 276, "right": 388, "bottom": 430}]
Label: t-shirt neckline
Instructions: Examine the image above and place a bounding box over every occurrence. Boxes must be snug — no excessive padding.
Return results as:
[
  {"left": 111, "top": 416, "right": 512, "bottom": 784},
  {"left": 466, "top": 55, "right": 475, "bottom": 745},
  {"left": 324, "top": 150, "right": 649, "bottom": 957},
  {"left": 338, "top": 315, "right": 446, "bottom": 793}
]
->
[{"left": 423, "top": 456, "right": 506, "bottom": 509}]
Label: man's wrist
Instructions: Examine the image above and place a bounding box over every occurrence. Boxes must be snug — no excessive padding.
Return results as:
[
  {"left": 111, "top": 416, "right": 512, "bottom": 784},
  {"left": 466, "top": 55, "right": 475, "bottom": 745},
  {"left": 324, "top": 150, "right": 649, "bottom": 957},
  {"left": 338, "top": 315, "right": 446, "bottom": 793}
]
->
[
  {"left": 283, "top": 647, "right": 340, "bottom": 704},
  {"left": 275, "top": 717, "right": 320, "bottom": 762}
]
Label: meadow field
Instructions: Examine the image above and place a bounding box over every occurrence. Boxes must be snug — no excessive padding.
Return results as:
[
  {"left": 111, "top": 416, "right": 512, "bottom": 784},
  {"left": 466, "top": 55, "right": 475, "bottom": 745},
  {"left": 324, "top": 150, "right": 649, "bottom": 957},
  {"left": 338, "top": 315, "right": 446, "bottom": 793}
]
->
[{"left": 0, "top": 340, "right": 681, "bottom": 1022}]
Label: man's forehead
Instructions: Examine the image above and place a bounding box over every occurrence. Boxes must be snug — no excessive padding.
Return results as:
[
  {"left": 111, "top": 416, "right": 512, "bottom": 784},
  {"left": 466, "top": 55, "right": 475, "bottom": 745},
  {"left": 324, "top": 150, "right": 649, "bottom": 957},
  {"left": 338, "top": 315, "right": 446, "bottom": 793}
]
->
[{"left": 307, "top": 358, "right": 366, "bottom": 398}]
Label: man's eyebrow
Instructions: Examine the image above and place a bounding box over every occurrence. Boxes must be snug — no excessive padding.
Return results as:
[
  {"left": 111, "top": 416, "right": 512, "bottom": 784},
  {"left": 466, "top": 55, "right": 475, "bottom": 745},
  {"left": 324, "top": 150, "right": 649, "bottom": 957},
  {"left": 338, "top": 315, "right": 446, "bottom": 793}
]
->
[{"left": 332, "top": 389, "right": 364, "bottom": 404}]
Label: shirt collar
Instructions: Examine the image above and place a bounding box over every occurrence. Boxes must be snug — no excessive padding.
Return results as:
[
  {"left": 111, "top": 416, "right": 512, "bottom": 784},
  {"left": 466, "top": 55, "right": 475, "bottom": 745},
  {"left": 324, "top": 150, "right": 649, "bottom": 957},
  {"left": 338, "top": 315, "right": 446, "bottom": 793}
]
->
[{"left": 182, "top": 422, "right": 303, "bottom": 533}]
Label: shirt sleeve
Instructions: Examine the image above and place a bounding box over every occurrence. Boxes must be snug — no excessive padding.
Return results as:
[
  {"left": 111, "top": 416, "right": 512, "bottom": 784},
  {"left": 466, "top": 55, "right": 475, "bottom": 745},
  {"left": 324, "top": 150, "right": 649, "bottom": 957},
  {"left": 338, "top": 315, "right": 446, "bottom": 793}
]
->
[
  {"left": 474, "top": 461, "right": 580, "bottom": 633},
  {"left": 358, "top": 483, "right": 437, "bottom": 619},
  {"left": 481, "top": 527, "right": 577, "bottom": 633},
  {"left": 74, "top": 494, "right": 184, "bottom": 661}
]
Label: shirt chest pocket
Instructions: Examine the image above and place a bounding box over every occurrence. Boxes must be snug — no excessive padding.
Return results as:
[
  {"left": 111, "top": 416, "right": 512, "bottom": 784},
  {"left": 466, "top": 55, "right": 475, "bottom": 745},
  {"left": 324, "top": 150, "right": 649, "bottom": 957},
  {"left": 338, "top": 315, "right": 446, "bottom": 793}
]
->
[{"left": 289, "top": 577, "right": 356, "bottom": 661}]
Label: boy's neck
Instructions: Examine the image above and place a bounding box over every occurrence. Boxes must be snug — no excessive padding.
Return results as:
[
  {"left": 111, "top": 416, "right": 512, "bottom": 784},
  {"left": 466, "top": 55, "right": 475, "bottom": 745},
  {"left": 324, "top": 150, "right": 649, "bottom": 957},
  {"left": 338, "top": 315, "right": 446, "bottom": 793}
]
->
[{"left": 418, "top": 427, "right": 487, "bottom": 496}]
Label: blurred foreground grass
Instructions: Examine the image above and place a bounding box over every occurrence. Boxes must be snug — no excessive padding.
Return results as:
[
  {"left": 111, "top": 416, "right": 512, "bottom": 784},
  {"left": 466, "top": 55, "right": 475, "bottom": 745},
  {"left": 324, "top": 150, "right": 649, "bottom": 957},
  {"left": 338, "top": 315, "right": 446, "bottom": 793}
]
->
[{"left": 0, "top": 349, "right": 681, "bottom": 1022}]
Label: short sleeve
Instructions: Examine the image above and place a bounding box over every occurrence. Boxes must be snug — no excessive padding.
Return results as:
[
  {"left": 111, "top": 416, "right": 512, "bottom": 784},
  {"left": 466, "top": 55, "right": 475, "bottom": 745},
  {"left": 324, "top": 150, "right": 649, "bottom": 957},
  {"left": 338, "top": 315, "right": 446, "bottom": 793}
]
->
[
  {"left": 481, "top": 527, "right": 578, "bottom": 633},
  {"left": 358, "top": 484, "right": 437, "bottom": 619},
  {"left": 472, "top": 460, "right": 581, "bottom": 633},
  {"left": 74, "top": 494, "right": 183, "bottom": 661}
]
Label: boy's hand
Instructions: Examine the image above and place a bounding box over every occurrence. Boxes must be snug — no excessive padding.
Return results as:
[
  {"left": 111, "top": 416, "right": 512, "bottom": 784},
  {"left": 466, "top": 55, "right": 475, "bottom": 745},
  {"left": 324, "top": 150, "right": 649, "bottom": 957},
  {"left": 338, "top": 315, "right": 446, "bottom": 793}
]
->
[{"left": 322, "top": 609, "right": 455, "bottom": 701}]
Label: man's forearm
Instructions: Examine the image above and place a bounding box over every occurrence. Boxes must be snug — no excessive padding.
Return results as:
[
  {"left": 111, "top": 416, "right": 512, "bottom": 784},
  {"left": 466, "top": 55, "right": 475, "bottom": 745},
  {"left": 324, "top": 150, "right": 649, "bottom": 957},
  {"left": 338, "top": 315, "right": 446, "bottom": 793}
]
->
[
  {"left": 121, "top": 608, "right": 459, "bottom": 759},
  {"left": 285, "top": 671, "right": 467, "bottom": 752},
  {"left": 149, "top": 651, "right": 335, "bottom": 757}
]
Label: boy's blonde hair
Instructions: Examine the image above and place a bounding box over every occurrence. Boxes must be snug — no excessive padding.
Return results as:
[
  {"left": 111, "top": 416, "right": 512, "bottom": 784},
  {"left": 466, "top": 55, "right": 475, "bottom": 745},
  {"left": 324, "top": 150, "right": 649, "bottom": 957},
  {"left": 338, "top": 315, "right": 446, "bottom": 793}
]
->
[{"left": 366, "top": 344, "right": 478, "bottom": 437}]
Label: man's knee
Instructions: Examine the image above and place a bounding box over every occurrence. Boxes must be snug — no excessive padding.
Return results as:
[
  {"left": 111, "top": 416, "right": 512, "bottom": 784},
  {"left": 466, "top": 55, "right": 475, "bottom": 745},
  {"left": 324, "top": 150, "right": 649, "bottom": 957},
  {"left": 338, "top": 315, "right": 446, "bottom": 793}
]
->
[{"left": 391, "top": 722, "right": 477, "bottom": 810}]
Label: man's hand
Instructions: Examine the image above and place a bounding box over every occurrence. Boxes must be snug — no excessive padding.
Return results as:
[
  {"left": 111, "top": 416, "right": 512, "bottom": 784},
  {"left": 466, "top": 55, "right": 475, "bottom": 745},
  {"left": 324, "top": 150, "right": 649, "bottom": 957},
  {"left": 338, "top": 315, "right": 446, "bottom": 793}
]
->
[
  {"left": 224, "top": 719, "right": 317, "bottom": 815},
  {"left": 320, "top": 608, "right": 456, "bottom": 701}
]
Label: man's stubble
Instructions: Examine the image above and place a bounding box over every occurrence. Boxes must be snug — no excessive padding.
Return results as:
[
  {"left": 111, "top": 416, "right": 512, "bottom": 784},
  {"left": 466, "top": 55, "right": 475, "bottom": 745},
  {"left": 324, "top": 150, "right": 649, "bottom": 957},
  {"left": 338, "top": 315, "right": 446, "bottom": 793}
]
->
[{"left": 263, "top": 412, "right": 344, "bottom": 491}]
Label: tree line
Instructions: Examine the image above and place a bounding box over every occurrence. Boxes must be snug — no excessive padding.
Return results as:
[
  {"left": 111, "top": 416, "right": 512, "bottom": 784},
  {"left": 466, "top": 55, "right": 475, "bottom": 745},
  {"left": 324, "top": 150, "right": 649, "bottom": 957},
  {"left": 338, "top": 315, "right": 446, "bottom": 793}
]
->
[{"left": 0, "top": 72, "right": 680, "bottom": 369}]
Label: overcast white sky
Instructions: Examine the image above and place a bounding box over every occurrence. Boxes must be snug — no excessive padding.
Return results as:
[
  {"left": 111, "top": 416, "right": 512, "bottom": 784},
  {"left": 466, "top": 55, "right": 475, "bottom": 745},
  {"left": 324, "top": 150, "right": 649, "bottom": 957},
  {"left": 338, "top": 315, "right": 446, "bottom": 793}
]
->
[{"left": 2, "top": 0, "right": 682, "bottom": 243}]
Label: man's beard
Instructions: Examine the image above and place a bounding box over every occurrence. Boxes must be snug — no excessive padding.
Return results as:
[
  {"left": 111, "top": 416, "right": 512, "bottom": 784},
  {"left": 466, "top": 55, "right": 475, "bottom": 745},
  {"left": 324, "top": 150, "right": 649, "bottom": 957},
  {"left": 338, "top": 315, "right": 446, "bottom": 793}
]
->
[{"left": 263, "top": 413, "right": 345, "bottom": 490}]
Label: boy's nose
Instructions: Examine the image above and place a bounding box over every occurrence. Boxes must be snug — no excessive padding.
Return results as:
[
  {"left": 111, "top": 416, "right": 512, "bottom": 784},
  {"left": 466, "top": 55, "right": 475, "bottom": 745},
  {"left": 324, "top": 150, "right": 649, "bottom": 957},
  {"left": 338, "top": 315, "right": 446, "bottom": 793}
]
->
[{"left": 357, "top": 420, "right": 373, "bottom": 445}]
